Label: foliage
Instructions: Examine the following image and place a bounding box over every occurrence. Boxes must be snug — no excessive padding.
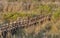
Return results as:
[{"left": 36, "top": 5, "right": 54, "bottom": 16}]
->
[
  {"left": 0, "top": 0, "right": 60, "bottom": 38},
  {"left": 2, "top": 12, "right": 19, "bottom": 22},
  {"left": 2, "top": 12, "right": 39, "bottom": 22},
  {"left": 52, "top": 7, "right": 60, "bottom": 21},
  {"left": 38, "top": 4, "right": 52, "bottom": 15}
]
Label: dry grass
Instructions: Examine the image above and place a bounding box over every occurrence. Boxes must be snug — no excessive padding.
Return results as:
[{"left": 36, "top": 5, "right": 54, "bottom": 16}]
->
[{"left": 0, "top": 0, "right": 60, "bottom": 38}]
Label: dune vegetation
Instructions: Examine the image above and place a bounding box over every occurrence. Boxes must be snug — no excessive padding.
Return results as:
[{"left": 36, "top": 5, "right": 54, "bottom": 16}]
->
[{"left": 0, "top": 0, "right": 60, "bottom": 38}]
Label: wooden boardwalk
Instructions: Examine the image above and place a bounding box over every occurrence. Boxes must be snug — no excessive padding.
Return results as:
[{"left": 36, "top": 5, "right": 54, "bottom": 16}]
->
[{"left": 0, "top": 14, "right": 51, "bottom": 38}]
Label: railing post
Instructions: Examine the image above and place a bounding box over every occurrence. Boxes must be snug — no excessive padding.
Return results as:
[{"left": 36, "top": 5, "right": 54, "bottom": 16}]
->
[
  {"left": 6, "top": 23, "right": 13, "bottom": 38},
  {"left": 0, "top": 28, "right": 3, "bottom": 38},
  {"left": 6, "top": 30, "right": 12, "bottom": 38}
]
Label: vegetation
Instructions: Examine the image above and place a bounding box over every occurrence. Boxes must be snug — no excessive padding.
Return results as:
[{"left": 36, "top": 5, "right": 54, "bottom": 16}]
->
[
  {"left": 0, "top": 0, "right": 60, "bottom": 38},
  {"left": 52, "top": 7, "right": 60, "bottom": 21}
]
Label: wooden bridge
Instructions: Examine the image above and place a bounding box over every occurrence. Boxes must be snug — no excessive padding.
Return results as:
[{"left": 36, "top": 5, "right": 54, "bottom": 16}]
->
[{"left": 0, "top": 14, "right": 51, "bottom": 38}]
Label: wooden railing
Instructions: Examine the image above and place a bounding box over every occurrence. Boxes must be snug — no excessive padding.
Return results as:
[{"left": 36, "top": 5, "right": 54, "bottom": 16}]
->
[
  {"left": 0, "top": 14, "right": 51, "bottom": 38},
  {"left": 0, "top": 14, "right": 51, "bottom": 31}
]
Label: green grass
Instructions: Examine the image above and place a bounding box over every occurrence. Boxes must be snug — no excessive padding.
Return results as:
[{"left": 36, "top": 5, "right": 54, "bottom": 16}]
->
[
  {"left": 2, "top": 12, "right": 39, "bottom": 22},
  {"left": 52, "top": 7, "right": 60, "bottom": 22},
  {"left": 1, "top": 4, "right": 60, "bottom": 22}
]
